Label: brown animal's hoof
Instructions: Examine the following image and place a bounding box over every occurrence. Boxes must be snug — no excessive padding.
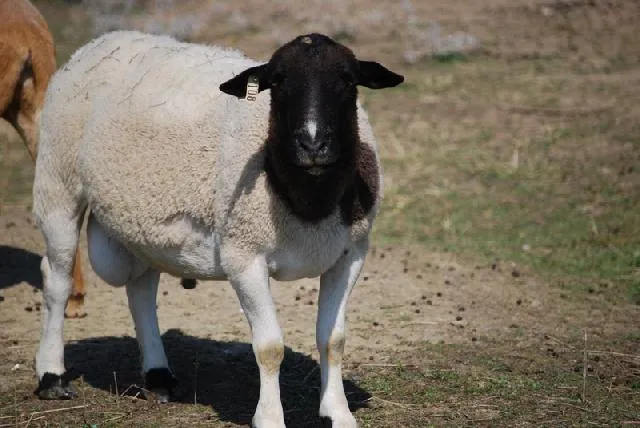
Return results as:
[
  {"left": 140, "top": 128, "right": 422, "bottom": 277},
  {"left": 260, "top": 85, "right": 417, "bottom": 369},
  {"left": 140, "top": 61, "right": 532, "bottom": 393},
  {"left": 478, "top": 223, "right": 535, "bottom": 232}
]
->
[
  {"left": 144, "top": 368, "right": 177, "bottom": 403},
  {"left": 35, "top": 373, "right": 76, "bottom": 400},
  {"left": 181, "top": 278, "right": 197, "bottom": 289},
  {"left": 64, "top": 294, "right": 87, "bottom": 318}
]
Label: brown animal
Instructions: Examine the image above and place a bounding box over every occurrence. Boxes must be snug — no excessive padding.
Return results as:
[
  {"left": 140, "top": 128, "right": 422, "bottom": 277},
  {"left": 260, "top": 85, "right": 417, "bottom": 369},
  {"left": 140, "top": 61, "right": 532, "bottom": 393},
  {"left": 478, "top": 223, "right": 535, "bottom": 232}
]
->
[{"left": 0, "top": 0, "right": 86, "bottom": 318}]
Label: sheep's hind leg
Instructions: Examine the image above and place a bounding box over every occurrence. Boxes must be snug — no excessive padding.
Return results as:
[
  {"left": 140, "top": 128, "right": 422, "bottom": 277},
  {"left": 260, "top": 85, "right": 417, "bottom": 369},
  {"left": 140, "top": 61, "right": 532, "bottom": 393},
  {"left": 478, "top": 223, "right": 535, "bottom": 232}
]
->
[
  {"left": 229, "top": 257, "right": 285, "bottom": 428},
  {"left": 316, "top": 240, "right": 368, "bottom": 428},
  {"left": 35, "top": 210, "right": 85, "bottom": 399},
  {"left": 126, "top": 268, "right": 176, "bottom": 403}
]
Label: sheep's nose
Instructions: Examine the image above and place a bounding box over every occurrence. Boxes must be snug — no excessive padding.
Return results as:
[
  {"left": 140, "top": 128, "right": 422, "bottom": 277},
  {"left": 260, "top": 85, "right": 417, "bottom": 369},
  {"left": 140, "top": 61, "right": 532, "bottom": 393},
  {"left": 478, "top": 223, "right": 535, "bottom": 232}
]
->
[{"left": 296, "top": 133, "right": 326, "bottom": 155}]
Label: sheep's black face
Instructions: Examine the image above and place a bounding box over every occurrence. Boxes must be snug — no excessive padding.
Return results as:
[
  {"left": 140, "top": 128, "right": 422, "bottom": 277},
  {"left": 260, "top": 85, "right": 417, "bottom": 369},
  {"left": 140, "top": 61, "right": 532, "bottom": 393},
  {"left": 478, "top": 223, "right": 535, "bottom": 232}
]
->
[
  {"left": 265, "top": 35, "right": 360, "bottom": 173},
  {"left": 220, "top": 34, "right": 404, "bottom": 174}
]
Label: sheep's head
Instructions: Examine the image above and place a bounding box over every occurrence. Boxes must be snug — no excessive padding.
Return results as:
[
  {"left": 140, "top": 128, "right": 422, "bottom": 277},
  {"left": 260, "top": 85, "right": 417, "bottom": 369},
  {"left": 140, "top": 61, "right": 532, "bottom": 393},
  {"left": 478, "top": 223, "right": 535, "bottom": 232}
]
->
[{"left": 220, "top": 33, "right": 403, "bottom": 175}]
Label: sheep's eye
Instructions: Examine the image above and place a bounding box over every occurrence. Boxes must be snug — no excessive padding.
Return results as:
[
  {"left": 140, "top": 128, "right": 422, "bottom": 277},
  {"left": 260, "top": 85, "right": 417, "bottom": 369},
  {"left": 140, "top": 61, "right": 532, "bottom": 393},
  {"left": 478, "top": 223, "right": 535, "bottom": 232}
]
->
[{"left": 271, "top": 73, "right": 285, "bottom": 87}]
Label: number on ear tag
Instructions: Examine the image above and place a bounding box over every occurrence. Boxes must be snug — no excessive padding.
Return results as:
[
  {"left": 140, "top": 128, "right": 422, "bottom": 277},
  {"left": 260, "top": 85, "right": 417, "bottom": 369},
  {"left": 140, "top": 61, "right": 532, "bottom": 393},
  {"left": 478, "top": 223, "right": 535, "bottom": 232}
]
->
[{"left": 245, "top": 75, "right": 259, "bottom": 102}]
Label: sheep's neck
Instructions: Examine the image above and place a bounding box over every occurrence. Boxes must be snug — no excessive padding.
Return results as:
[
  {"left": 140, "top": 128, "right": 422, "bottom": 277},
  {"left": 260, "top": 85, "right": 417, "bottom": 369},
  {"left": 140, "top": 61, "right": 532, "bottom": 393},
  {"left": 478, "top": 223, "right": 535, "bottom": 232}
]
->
[
  {"left": 264, "top": 144, "right": 353, "bottom": 223},
  {"left": 264, "top": 138, "right": 378, "bottom": 225}
]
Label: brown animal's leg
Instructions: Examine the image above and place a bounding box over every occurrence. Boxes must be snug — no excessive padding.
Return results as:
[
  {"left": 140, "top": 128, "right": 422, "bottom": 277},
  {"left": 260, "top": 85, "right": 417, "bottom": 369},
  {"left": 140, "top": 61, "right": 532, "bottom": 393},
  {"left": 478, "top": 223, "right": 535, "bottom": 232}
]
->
[
  {"left": 14, "top": 110, "right": 38, "bottom": 160},
  {"left": 64, "top": 248, "right": 86, "bottom": 318}
]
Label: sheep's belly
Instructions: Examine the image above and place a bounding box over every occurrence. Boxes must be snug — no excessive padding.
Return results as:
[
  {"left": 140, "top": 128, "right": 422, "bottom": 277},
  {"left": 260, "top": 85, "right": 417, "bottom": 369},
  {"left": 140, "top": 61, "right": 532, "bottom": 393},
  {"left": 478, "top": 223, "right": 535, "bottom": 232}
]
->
[{"left": 129, "top": 218, "right": 226, "bottom": 280}]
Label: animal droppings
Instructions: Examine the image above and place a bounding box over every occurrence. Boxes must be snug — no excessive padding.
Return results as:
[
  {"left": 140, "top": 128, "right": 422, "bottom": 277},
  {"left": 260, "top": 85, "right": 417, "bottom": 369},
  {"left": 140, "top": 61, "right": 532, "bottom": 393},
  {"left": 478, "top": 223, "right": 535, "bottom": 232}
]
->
[{"left": 455, "top": 315, "right": 463, "bottom": 321}]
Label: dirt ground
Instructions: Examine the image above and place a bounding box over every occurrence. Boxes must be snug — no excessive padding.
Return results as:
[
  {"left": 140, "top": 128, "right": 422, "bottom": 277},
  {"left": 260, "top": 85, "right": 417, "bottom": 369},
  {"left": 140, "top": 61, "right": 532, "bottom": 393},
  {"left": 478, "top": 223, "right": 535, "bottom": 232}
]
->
[
  {"left": 1, "top": 201, "right": 638, "bottom": 426},
  {"left": 1, "top": 0, "right": 639, "bottom": 426}
]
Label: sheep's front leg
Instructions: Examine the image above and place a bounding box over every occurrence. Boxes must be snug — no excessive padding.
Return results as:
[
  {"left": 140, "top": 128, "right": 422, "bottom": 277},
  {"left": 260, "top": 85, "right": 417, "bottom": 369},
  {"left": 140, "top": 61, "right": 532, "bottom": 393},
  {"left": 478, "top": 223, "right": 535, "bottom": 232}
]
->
[
  {"left": 230, "top": 257, "right": 285, "bottom": 428},
  {"left": 316, "top": 239, "right": 368, "bottom": 428}
]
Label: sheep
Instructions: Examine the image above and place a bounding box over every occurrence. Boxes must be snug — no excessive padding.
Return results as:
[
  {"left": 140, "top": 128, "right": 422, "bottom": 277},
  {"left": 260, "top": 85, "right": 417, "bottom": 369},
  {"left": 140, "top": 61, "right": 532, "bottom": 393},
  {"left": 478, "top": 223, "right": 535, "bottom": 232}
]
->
[
  {"left": 0, "top": 0, "right": 87, "bottom": 318},
  {"left": 33, "top": 31, "right": 403, "bottom": 427}
]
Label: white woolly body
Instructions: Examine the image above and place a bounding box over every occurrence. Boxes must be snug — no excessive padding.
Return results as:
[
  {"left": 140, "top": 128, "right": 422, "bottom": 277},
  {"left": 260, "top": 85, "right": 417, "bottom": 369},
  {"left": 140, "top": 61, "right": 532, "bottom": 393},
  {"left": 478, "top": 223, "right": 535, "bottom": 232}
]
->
[{"left": 33, "top": 31, "right": 379, "bottom": 283}]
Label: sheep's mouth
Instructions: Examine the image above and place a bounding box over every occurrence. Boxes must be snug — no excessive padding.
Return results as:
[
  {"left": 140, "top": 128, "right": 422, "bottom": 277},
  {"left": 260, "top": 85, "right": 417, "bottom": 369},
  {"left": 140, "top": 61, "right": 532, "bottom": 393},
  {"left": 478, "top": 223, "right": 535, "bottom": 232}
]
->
[{"left": 298, "top": 159, "right": 337, "bottom": 176}]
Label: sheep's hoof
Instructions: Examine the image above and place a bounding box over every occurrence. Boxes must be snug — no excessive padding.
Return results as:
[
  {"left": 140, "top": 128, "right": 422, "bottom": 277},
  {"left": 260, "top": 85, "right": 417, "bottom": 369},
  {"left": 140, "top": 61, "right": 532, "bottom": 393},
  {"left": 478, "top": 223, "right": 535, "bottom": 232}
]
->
[
  {"left": 35, "top": 373, "right": 76, "bottom": 400},
  {"left": 180, "top": 278, "right": 197, "bottom": 289},
  {"left": 144, "top": 368, "right": 177, "bottom": 403},
  {"left": 64, "top": 294, "right": 87, "bottom": 318}
]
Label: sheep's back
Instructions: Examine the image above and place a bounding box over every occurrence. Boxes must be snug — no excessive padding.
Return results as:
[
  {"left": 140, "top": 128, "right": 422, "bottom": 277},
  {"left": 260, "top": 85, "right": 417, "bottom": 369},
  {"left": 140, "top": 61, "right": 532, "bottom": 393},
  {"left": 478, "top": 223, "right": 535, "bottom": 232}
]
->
[{"left": 39, "top": 31, "right": 270, "bottom": 251}]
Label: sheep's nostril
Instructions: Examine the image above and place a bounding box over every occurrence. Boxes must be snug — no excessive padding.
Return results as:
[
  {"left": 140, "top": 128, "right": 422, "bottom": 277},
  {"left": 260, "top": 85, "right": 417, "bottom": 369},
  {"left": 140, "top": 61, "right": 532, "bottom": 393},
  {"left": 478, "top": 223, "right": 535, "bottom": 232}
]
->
[{"left": 297, "top": 135, "right": 325, "bottom": 154}]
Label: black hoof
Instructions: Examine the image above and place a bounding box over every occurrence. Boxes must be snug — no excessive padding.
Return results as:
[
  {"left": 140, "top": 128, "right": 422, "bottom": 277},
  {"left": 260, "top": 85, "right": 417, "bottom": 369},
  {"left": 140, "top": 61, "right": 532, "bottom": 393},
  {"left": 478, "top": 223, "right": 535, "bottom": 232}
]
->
[
  {"left": 35, "top": 373, "right": 76, "bottom": 400},
  {"left": 144, "top": 368, "right": 177, "bottom": 403},
  {"left": 181, "top": 278, "right": 197, "bottom": 289},
  {"left": 320, "top": 416, "right": 332, "bottom": 427}
]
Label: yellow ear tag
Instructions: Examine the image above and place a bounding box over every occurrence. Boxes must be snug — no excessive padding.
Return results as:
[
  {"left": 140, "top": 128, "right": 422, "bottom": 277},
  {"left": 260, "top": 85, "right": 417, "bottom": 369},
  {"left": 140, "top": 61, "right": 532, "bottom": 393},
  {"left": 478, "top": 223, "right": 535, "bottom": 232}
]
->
[{"left": 245, "top": 75, "right": 259, "bottom": 102}]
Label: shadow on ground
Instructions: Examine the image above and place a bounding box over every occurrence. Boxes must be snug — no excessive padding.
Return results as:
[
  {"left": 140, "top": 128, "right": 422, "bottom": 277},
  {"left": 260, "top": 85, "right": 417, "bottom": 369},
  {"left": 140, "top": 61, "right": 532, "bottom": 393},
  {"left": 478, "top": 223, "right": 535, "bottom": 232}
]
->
[
  {"left": 65, "top": 328, "right": 371, "bottom": 427},
  {"left": 0, "top": 245, "right": 42, "bottom": 290}
]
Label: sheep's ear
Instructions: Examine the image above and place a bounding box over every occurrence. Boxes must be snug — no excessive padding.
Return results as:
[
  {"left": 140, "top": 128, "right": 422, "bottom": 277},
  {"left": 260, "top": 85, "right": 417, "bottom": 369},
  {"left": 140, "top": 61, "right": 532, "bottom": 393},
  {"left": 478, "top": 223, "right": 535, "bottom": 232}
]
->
[
  {"left": 357, "top": 61, "right": 404, "bottom": 89},
  {"left": 219, "top": 65, "right": 269, "bottom": 98}
]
